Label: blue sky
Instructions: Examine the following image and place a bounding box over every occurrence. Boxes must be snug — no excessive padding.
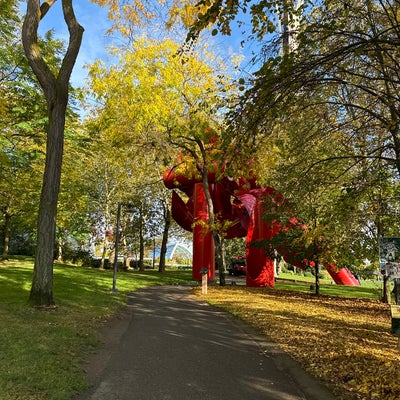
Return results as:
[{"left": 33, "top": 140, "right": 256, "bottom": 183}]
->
[
  {"left": 34, "top": 1, "right": 116, "bottom": 87},
  {"left": 30, "top": 1, "right": 259, "bottom": 88}
]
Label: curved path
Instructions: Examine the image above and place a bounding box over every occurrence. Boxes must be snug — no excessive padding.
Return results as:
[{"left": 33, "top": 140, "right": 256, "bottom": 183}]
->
[{"left": 74, "top": 285, "right": 337, "bottom": 400}]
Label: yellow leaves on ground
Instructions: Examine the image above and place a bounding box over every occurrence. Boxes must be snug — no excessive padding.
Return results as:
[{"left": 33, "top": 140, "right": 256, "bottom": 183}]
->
[{"left": 196, "top": 286, "right": 400, "bottom": 400}]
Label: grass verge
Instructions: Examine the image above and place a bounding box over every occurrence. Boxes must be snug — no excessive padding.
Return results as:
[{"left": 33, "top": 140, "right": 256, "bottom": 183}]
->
[{"left": 0, "top": 258, "right": 195, "bottom": 400}]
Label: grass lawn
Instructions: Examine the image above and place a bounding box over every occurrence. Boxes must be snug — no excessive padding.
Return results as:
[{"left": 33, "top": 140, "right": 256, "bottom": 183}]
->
[
  {"left": 1, "top": 258, "right": 398, "bottom": 400},
  {"left": 275, "top": 272, "right": 387, "bottom": 300},
  {"left": 0, "top": 257, "right": 195, "bottom": 400}
]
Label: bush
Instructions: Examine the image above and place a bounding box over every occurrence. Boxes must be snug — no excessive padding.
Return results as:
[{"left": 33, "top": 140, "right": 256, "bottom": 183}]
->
[
  {"left": 83, "top": 257, "right": 111, "bottom": 269},
  {"left": 5, "top": 233, "right": 36, "bottom": 256},
  {"left": 60, "top": 246, "right": 92, "bottom": 266},
  {"left": 129, "top": 259, "right": 153, "bottom": 269}
]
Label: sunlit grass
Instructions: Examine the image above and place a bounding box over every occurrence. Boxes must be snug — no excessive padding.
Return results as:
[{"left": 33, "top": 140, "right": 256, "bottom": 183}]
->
[
  {"left": 275, "top": 278, "right": 385, "bottom": 300},
  {"left": 0, "top": 258, "right": 195, "bottom": 400}
]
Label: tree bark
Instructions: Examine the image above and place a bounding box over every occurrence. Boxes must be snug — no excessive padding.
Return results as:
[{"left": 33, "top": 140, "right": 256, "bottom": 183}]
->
[
  {"left": 382, "top": 275, "right": 391, "bottom": 304},
  {"left": 1, "top": 206, "right": 12, "bottom": 260},
  {"left": 30, "top": 99, "right": 67, "bottom": 305},
  {"left": 314, "top": 258, "right": 320, "bottom": 296},
  {"left": 213, "top": 231, "right": 226, "bottom": 286},
  {"left": 158, "top": 199, "right": 171, "bottom": 273},
  {"left": 22, "top": 0, "right": 83, "bottom": 306}
]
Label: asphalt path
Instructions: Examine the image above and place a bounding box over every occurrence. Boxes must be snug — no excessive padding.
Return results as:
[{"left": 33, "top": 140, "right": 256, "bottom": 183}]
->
[{"left": 74, "top": 285, "right": 337, "bottom": 400}]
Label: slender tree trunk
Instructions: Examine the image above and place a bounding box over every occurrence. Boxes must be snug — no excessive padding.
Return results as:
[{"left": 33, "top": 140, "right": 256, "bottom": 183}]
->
[
  {"left": 101, "top": 208, "right": 111, "bottom": 269},
  {"left": 314, "top": 258, "right": 320, "bottom": 296},
  {"left": 213, "top": 231, "right": 225, "bottom": 286},
  {"left": 281, "top": 3, "right": 290, "bottom": 55},
  {"left": 159, "top": 200, "right": 171, "bottom": 273},
  {"left": 123, "top": 237, "right": 129, "bottom": 270},
  {"left": 57, "top": 238, "right": 63, "bottom": 262},
  {"left": 189, "top": 138, "right": 227, "bottom": 285},
  {"left": 100, "top": 239, "right": 107, "bottom": 269},
  {"left": 1, "top": 206, "right": 12, "bottom": 259},
  {"left": 198, "top": 154, "right": 225, "bottom": 285}
]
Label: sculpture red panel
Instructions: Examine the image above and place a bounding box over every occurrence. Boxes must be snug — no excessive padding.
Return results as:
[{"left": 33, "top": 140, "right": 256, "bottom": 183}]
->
[{"left": 163, "top": 162, "right": 359, "bottom": 287}]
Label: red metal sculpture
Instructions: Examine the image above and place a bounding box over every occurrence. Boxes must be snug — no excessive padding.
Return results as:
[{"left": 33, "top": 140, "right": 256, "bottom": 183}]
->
[{"left": 163, "top": 162, "right": 359, "bottom": 287}]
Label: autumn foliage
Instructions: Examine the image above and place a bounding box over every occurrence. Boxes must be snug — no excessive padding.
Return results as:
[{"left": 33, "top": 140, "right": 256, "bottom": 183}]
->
[{"left": 195, "top": 286, "right": 400, "bottom": 400}]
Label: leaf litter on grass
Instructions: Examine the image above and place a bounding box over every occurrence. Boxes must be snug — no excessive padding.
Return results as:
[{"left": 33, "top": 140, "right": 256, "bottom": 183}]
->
[{"left": 195, "top": 286, "right": 400, "bottom": 400}]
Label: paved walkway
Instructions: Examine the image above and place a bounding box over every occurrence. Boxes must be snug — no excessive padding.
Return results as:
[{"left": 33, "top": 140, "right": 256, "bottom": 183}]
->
[{"left": 74, "top": 285, "right": 337, "bottom": 400}]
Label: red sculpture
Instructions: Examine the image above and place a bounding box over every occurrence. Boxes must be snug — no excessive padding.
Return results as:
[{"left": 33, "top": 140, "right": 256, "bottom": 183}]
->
[{"left": 163, "top": 160, "right": 359, "bottom": 287}]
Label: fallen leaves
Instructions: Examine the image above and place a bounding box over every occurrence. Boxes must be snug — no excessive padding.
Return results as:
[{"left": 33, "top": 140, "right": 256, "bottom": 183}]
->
[{"left": 194, "top": 286, "right": 400, "bottom": 400}]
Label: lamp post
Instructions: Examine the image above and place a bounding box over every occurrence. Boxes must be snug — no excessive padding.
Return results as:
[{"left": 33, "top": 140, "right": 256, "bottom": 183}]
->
[
  {"left": 110, "top": 202, "right": 122, "bottom": 294},
  {"left": 152, "top": 237, "right": 156, "bottom": 269}
]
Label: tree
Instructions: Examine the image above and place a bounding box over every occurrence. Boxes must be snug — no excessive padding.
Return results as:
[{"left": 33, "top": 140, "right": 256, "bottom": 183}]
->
[
  {"left": 22, "top": 0, "right": 84, "bottom": 306},
  {"left": 56, "top": 116, "right": 92, "bottom": 262},
  {"left": 183, "top": 0, "right": 400, "bottom": 285},
  {"left": 0, "top": 6, "right": 72, "bottom": 260},
  {"left": 228, "top": 1, "right": 400, "bottom": 188},
  {"left": 236, "top": 1, "right": 400, "bottom": 273},
  {"left": 83, "top": 109, "right": 168, "bottom": 271},
  {"left": 158, "top": 192, "right": 171, "bottom": 273},
  {"left": 87, "top": 37, "right": 236, "bottom": 284}
]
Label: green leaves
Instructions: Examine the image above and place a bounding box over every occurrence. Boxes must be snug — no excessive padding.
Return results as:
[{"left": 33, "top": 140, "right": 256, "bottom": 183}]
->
[{"left": 216, "top": 0, "right": 400, "bottom": 274}]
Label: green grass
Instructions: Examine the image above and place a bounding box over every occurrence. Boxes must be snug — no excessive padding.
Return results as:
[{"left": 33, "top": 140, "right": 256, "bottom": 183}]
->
[
  {"left": 276, "top": 272, "right": 387, "bottom": 300},
  {"left": 0, "top": 257, "right": 196, "bottom": 400},
  {"left": 0, "top": 258, "right": 390, "bottom": 399}
]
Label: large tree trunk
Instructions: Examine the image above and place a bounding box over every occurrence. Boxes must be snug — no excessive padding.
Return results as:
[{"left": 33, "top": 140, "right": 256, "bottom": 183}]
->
[
  {"left": 22, "top": 0, "right": 83, "bottom": 306},
  {"left": 30, "top": 102, "right": 66, "bottom": 305}
]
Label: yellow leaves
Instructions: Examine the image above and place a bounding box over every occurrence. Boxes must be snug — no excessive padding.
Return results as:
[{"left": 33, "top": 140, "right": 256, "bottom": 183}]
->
[
  {"left": 0, "top": 95, "right": 8, "bottom": 118},
  {"left": 90, "top": 0, "right": 198, "bottom": 36},
  {"left": 167, "top": 2, "right": 201, "bottom": 29},
  {"left": 341, "top": 356, "right": 400, "bottom": 400},
  {"left": 86, "top": 36, "right": 229, "bottom": 148}
]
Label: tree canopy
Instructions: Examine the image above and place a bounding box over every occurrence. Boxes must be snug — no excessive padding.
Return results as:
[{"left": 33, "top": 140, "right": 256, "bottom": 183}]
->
[{"left": 1, "top": 0, "right": 399, "bottom": 303}]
